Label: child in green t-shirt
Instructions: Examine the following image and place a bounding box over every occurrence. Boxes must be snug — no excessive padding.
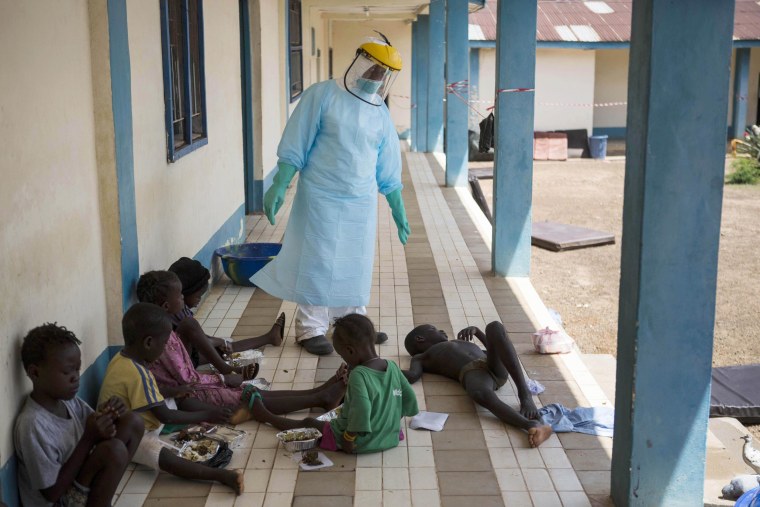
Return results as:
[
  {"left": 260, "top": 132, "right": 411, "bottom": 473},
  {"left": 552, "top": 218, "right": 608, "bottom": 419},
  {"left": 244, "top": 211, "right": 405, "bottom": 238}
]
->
[{"left": 247, "top": 314, "right": 418, "bottom": 454}]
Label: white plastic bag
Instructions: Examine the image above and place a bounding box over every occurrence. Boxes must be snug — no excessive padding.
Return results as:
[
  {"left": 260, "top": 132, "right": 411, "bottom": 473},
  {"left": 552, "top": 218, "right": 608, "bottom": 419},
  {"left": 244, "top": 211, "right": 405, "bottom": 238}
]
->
[{"left": 532, "top": 327, "right": 574, "bottom": 354}]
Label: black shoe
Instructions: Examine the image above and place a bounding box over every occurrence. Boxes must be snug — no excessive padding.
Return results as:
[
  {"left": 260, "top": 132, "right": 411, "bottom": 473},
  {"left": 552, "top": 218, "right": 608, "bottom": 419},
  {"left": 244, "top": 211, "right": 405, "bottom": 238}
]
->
[
  {"left": 375, "top": 332, "right": 388, "bottom": 345},
  {"left": 299, "top": 335, "right": 334, "bottom": 355}
]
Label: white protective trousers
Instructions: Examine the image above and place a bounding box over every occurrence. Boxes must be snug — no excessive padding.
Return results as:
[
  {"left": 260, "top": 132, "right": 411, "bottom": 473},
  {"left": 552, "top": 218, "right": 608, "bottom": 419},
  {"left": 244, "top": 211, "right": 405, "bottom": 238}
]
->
[{"left": 295, "top": 304, "right": 367, "bottom": 342}]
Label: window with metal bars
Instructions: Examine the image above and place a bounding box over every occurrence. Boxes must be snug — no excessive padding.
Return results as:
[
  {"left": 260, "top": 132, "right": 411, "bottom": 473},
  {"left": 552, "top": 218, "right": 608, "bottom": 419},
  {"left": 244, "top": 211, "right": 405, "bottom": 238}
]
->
[
  {"left": 288, "top": 0, "right": 303, "bottom": 101},
  {"left": 160, "top": 0, "right": 207, "bottom": 161}
]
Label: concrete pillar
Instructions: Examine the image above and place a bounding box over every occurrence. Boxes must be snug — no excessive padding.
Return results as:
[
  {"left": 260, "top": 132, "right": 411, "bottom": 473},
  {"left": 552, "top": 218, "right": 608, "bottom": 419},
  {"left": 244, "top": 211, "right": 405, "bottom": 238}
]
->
[
  {"left": 411, "top": 19, "right": 419, "bottom": 152},
  {"left": 427, "top": 0, "right": 445, "bottom": 152},
  {"left": 414, "top": 15, "right": 429, "bottom": 152},
  {"left": 470, "top": 47, "right": 480, "bottom": 107},
  {"left": 732, "top": 48, "right": 750, "bottom": 140},
  {"left": 445, "top": 0, "right": 469, "bottom": 187},
  {"left": 611, "top": 1, "right": 735, "bottom": 505},
  {"left": 491, "top": 0, "right": 537, "bottom": 276}
]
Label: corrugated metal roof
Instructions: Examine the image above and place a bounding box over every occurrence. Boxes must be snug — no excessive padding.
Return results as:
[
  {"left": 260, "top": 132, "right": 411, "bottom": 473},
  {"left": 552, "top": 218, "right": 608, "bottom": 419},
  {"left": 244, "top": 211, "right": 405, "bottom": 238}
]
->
[{"left": 470, "top": 0, "right": 760, "bottom": 43}]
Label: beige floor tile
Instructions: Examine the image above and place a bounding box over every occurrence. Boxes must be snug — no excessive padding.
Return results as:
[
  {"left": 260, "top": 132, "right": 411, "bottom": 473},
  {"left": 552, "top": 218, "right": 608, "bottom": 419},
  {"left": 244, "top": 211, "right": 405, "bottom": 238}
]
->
[
  {"left": 409, "top": 467, "right": 438, "bottom": 490},
  {"left": 233, "top": 492, "right": 264, "bottom": 507},
  {"left": 252, "top": 431, "right": 279, "bottom": 449},
  {"left": 247, "top": 448, "right": 276, "bottom": 469},
  {"left": 272, "top": 449, "right": 299, "bottom": 470},
  {"left": 356, "top": 467, "right": 382, "bottom": 490},
  {"left": 522, "top": 468, "right": 555, "bottom": 492},
  {"left": 243, "top": 469, "right": 271, "bottom": 493},
  {"left": 354, "top": 490, "right": 383, "bottom": 507},
  {"left": 122, "top": 470, "right": 159, "bottom": 494},
  {"left": 540, "top": 448, "right": 573, "bottom": 469},
  {"left": 437, "top": 471, "right": 500, "bottom": 496},
  {"left": 204, "top": 492, "right": 236, "bottom": 507},
  {"left": 494, "top": 468, "right": 527, "bottom": 491},
  {"left": 294, "top": 471, "right": 355, "bottom": 496},
  {"left": 575, "top": 471, "right": 611, "bottom": 496},
  {"left": 500, "top": 491, "right": 533, "bottom": 507},
  {"left": 116, "top": 471, "right": 132, "bottom": 495},
  {"left": 488, "top": 447, "right": 518, "bottom": 468},
  {"left": 565, "top": 450, "right": 612, "bottom": 471},
  {"left": 425, "top": 395, "right": 475, "bottom": 413},
  {"left": 408, "top": 446, "right": 435, "bottom": 467},
  {"left": 383, "top": 489, "right": 411, "bottom": 507},
  {"left": 431, "top": 430, "right": 486, "bottom": 450},
  {"left": 356, "top": 452, "right": 383, "bottom": 468},
  {"left": 262, "top": 492, "right": 293, "bottom": 507},
  {"left": 411, "top": 489, "right": 441, "bottom": 507},
  {"left": 383, "top": 467, "right": 410, "bottom": 490},
  {"left": 482, "top": 429, "right": 512, "bottom": 448},
  {"left": 113, "top": 494, "right": 148, "bottom": 507},
  {"left": 558, "top": 491, "right": 593, "bottom": 507},
  {"left": 548, "top": 468, "right": 584, "bottom": 491},
  {"left": 529, "top": 491, "right": 563, "bottom": 507},
  {"left": 434, "top": 449, "right": 492, "bottom": 471},
  {"left": 292, "top": 496, "right": 353, "bottom": 507},
  {"left": 514, "top": 448, "right": 545, "bottom": 469},
  {"left": 148, "top": 473, "right": 212, "bottom": 498},
  {"left": 382, "top": 446, "right": 409, "bottom": 467},
  {"left": 267, "top": 468, "right": 298, "bottom": 493},
  {"left": 442, "top": 413, "right": 481, "bottom": 430},
  {"left": 405, "top": 428, "right": 433, "bottom": 447},
  {"left": 422, "top": 381, "right": 463, "bottom": 396},
  {"left": 441, "top": 495, "right": 504, "bottom": 507},
  {"left": 143, "top": 498, "right": 207, "bottom": 507}
]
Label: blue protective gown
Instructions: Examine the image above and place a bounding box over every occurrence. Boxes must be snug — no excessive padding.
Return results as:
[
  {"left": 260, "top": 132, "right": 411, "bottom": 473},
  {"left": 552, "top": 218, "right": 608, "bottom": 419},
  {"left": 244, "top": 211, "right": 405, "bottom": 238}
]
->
[{"left": 251, "top": 80, "right": 402, "bottom": 307}]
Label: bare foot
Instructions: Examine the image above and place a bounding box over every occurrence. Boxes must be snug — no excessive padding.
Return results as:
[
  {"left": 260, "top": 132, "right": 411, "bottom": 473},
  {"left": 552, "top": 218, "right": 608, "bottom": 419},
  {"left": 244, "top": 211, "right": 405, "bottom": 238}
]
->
[
  {"left": 519, "top": 396, "right": 539, "bottom": 420},
  {"left": 229, "top": 406, "right": 251, "bottom": 425},
  {"left": 268, "top": 313, "right": 286, "bottom": 347},
  {"left": 319, "top": 380, "right": 347, "bottom": 411},
  {"left": 220, "top": 469, "right": 244, "bottom": 495},
  {"left": 528, "top": 425, "right": 553, "bottom": 448}
]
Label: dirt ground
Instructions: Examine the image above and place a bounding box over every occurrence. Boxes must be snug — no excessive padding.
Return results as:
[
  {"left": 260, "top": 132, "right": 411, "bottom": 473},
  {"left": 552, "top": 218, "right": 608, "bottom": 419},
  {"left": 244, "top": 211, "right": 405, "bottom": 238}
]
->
[{"left": 476, "top": 158, "right": 760, "bottom": 367}]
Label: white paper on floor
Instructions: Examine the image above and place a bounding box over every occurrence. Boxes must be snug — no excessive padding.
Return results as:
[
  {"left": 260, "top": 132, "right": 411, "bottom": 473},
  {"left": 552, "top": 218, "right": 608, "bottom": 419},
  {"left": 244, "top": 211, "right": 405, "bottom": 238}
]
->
[{"left": 409, "top": 411, "right": 449, "bottom": 431}]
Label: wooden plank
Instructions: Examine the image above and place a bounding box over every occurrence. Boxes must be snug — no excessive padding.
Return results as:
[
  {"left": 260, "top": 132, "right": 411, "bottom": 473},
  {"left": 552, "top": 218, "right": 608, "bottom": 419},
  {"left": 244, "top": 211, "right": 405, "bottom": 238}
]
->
[{"left": 531, "top": 221, "right": 615, "bottom": 251}]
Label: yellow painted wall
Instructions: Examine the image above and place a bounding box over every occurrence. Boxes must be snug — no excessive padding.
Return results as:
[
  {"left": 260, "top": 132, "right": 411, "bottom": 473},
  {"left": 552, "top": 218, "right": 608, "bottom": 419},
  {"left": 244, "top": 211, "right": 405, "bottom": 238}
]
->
[
  {"left": 127, "top": 0, "right": 245, "bottom": 272},
  {"left": 593, "top": 49, "right": 629, "bottom": 129},
  {"left": 0, "top": 0, "right": 110, "bottom": 462},
  {"left": 329, "top": 20, "right": 412, "bottom": 131}
]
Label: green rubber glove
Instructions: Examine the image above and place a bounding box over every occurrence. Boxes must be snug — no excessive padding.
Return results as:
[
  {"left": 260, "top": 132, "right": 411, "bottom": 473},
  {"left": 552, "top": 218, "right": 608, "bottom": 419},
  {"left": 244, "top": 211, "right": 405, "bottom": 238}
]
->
[
  {"left": 264, "top": 162, "right": 297, "bottom": 225},
  {"left": 385, "top": 188, "right": 411, "bottom": 245}
]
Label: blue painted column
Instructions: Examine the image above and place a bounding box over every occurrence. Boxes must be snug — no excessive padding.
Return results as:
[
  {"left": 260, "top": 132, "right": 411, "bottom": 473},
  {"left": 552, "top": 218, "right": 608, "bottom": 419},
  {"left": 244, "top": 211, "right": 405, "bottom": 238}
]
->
[
  {"left": 108, "top": 0, "right": 139, "bottom": 311},
  {"left": 469, "top": 47, "right": 480, "bottom": 109},
  {"left": 427, "top": 0, "right": 445, "bottom": 152},
  {"left": 611, "top": 1, "right": 734, "bottom": 505},
  {"left": 491, "top": 0, "right": 537, "bottom": 276},
  {"left": 415, "top": 15, "right": 430, "bottom": 152},
  {"left": 411, "top": 19, "right": 419, "bottom": 152},
  {"left": 445, "top": 0, "right": 469, "bottom": 187},
  {"left": 732, "top": 48, "right": 751, "bottom": 140}
]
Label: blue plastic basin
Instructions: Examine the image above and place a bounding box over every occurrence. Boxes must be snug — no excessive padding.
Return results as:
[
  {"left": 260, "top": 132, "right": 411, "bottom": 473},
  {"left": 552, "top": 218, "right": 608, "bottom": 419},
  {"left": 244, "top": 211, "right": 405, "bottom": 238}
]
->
[{"left": 214, "top": 243, "right": 282, "bottom": 287}]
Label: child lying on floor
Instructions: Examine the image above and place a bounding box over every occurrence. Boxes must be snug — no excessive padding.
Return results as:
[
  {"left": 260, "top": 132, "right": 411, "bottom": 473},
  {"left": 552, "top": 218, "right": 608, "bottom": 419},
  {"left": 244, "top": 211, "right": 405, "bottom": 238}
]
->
[
  {"left": 248, "top": 314, "right": 419, "bottom": 454},
  {"left": 168, "top": 257, "right": 285, "bottom": 374},
  {"left": 138, "top": 270, "right": 345, "bottom": 424},
  {"left": 403, "top": 321, "right": 553, "bottom": 447},
  {"left": 99, "top": 303, "right": 243, "bottom": 494},
  {"left": 15, "top": 323, "right": 144, "bottom": 507}
]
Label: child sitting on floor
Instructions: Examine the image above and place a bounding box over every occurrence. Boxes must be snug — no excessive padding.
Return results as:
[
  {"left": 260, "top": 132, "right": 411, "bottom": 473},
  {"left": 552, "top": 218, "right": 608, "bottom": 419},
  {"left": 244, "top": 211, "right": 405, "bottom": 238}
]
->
[
  {"left": 98, "top": 303, "right": 243, "bottom": 494},
  {"left": 15, "top": 323, "right": 144, "bottom": 507},
  {"left": 137, "top": 270, "right": 345, "bottom": 424},
  {"left": 168, "top": 257, "right": 285, "bottom": 374},
  {"left": 247, "top": 314, "right": 419, "bottom": 454}
]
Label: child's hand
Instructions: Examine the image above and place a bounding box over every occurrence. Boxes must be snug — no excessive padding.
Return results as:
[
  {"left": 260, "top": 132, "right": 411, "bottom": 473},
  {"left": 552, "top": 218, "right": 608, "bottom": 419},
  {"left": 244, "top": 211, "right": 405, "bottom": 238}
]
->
[
  {"left": 207, "top": 406, "right": 233, "bottom": 424},
  {"left": 237, "top": 363, "right": 258, "bottom": 381},
  {"left": 224, "top": 373, "right": 244, "bottom": 388},
  {"left": 457, "top": 326, "right": 486, "bottom": 345},
  {"left": 102, "top": 396, "right": 128, "bottom": 419},
  {"left": 85, "top": 412, "right": 117, "bottom": 442},
  {"left": 336, "top": 363, "right": 349, "bottom": 385},
  {"left": 174, "top": 383, "right": 196, "bottom": 399}
]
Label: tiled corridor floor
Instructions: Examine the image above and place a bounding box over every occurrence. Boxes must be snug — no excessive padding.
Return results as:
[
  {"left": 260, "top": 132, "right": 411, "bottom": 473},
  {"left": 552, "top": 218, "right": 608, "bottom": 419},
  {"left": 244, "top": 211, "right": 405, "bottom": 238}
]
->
[{"left": 111, "top": 150, "right": 617, "bottom": 507}]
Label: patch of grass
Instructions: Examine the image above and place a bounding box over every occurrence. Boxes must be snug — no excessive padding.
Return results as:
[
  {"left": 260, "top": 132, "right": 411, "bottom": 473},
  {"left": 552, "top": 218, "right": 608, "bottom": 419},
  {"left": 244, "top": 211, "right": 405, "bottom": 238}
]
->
[{"left": 726, "top": 157, "right": 760, "bottom": 185}]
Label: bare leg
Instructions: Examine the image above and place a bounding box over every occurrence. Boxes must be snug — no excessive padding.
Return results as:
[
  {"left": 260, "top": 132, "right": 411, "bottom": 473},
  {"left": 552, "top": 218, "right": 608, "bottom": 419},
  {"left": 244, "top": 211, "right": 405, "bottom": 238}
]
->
[
  {"left": 258, "top": 380, "right": 345, "bottom": 414},
  {"left": 113, "top": 412, "right": 144, "bottom": 459},
  {"left": 230, "top": 312, "right": 285, "bottom": 351},
  {"left": 74, "top": 439, "right": 129, "bottom": 507},
  {"left": 248, "top": 396, "right": 323, "bottom": 432},
  {"left": 464, "top": 371, "right": 552, "bottom": 447},
  {"left": 158, "top": 448, "right": 243, "bottom": 494},
  {"left": 483, "top": 321, "right": 538, "bottom": 419}
]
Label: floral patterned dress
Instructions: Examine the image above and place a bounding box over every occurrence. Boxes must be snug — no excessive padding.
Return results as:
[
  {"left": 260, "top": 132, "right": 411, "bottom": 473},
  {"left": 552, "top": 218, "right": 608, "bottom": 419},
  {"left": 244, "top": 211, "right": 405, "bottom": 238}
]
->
[{"left": 149, "top": 330, "right": 243, "bottom": 407}]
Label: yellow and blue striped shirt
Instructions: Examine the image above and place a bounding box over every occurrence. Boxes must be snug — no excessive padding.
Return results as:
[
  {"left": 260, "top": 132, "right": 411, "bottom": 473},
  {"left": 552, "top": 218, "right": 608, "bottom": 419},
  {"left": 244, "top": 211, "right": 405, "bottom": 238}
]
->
[{"left": 98, "top": 352, "right": 165, "bottom": 431}]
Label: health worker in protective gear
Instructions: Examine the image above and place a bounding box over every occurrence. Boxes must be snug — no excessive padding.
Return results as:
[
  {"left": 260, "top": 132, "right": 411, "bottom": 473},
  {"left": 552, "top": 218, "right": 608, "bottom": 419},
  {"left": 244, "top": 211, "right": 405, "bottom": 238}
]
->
[{"left": 251, "top": 34, "right": 411, "bottom": 356}]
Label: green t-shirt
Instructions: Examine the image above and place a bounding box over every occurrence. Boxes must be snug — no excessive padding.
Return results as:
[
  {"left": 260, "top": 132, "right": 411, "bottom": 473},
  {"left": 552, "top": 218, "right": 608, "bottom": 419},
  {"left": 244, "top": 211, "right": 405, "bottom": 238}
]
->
[{"left": 330, "top": 360, "right": 419, "bottom": 453}]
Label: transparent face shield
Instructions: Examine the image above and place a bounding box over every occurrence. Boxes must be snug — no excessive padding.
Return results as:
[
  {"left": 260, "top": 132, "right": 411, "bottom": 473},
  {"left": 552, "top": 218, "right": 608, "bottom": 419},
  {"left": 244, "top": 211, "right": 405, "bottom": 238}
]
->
[{"left": 343, "top": 51, "right": 399, "bottom": 106}]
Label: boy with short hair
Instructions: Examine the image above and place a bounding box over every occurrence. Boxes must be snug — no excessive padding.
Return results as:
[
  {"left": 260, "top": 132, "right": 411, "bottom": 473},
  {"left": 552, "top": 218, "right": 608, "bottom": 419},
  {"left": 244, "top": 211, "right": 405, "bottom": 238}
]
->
[
  {"left": 15, "top": 323, "right": 144, "bottom": 507},
  {"left": 98, "top": 302, "right": 244, "bottom": 494},
  {"left": 403, "top": 321, "right": 554, "bottom": 447}
]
